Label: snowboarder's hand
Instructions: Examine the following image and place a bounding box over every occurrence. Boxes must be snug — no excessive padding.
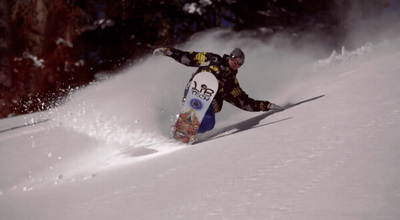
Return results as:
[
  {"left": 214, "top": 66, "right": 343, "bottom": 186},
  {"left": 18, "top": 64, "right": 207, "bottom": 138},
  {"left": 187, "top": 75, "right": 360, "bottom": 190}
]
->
[
  {"left": 153, "top": 48, "right": 167, "bottom": 56},
  {"left": 267, "top": 103, "right": 284, "bottom": 111}
]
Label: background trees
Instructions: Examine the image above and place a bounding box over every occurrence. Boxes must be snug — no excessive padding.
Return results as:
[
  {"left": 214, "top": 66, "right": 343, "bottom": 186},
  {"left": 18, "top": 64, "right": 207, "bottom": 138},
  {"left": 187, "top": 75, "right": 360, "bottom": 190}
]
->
[{"left": 0, "top": 0, "right": 391, "bottom": 118}]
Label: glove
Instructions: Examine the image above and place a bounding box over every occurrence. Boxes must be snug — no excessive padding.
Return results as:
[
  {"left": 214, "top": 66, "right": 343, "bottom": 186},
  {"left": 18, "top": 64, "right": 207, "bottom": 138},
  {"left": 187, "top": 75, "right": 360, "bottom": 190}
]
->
[
  {"left": 153, "top": 48, "right": 167, "bottom": 56},
  {"left": 267, "top": 102, "right": 284, "bottom": 111}
]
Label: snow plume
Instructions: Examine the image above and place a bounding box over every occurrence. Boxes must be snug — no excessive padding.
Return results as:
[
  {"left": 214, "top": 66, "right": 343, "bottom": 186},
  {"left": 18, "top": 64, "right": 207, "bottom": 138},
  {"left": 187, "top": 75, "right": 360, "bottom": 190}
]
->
[
  {"left": 50, "top": 25, "right": 397, "bottom": 145},
  {"left": 54, "top": 99, "right": 155, "bottom": 147},
  {"left": 38, "top": 1, "right": 397, "bottom": 153},
  {"left": 51, "top": 29, "right": 321, "bottom": 143},
  {"left": 338, "top": 0, "right": 400, "bottom": 49},
  {"left": 51, "top": 80, "right": 177, "bottom": 149},
  {"left": 46, "top": 1, "right": 399, "bottom": 145},
  {"left": 316, "top": 43, "right": 374, "bottom": 67},
  {"left": 50, "top": 4, "right": 398, "bottom": 143}
]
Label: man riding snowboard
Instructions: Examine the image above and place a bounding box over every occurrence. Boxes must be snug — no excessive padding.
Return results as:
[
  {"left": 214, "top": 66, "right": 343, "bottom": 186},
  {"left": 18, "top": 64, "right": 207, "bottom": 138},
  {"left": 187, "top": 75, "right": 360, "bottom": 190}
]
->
[{"left": 154, "top": 47, "right": 284, "bottom": 134}]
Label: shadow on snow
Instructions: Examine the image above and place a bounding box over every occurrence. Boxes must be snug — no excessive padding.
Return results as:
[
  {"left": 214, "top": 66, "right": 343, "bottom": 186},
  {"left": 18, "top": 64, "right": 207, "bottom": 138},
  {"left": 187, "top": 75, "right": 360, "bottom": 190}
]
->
[{"left": 197, "top": 95, "right": 325, "bottom": 143}]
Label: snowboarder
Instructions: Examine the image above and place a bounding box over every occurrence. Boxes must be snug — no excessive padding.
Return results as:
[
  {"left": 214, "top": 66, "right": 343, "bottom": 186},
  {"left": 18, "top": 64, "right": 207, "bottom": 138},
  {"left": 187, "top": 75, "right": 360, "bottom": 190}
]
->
[{"left": 153, "top": 47, "right": 284, "bottom": 134}]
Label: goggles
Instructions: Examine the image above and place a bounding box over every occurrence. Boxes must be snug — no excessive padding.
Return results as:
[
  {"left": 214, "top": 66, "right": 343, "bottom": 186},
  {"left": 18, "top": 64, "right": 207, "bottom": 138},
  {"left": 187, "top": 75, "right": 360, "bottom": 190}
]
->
[{"left": 230, "top": 54, "right": 244, "bottom": 65}]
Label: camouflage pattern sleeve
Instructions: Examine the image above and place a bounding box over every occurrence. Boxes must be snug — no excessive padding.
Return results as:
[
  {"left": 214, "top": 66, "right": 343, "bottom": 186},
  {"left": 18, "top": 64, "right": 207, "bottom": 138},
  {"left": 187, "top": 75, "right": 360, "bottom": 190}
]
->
[
  {"left": 165, "top": 48, "right": 214, "bottom": 67},
  {"left": 225, "top": 77, "right": 271, "bottom": 112}
]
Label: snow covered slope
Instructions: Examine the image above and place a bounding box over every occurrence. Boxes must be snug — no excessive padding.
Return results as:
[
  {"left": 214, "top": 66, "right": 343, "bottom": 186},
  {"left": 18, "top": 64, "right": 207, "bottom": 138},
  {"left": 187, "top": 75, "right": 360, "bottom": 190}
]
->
[{"left": 0, "top": 30, "right": 400, "bottom": 220}]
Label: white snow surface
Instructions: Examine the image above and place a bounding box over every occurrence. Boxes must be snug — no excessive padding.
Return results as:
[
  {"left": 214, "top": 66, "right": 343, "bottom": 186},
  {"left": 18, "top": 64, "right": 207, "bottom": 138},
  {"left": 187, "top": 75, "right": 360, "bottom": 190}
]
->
[{"left": 1, "top": 30, "right": 400, "bottom": 219}]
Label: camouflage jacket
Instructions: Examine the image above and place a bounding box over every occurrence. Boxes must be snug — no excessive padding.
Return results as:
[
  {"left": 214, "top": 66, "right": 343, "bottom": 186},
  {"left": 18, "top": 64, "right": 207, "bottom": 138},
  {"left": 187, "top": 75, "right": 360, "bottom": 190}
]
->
[{"left": 165, "top": 48, "right": 271, "bottom": 113}]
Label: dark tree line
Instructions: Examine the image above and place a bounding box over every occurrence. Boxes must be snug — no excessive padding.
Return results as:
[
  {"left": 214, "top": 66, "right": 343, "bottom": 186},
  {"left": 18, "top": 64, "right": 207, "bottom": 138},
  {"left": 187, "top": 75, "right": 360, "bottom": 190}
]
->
[{"left": 0, "top": 0, "right": 389, "bottom": 118}]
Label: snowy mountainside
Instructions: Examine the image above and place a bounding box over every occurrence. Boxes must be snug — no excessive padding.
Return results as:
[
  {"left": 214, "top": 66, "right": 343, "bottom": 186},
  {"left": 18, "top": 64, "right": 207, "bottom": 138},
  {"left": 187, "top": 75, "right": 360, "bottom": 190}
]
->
[{"left": 0, "top": 31, "right": 400, "bottom": 219}]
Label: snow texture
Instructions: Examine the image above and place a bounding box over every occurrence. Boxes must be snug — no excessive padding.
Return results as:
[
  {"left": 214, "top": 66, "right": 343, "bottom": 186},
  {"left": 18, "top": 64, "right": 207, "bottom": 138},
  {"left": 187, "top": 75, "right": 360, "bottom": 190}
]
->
[{"left": 1, "top": 29, "right": 400, "bottom": 220}]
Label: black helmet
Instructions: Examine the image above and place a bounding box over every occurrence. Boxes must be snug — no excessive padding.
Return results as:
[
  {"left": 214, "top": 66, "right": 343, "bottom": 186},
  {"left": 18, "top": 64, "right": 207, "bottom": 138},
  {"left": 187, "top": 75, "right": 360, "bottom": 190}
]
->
[{"left": 229, "top": 48, "right": 245, "bottom": 65}]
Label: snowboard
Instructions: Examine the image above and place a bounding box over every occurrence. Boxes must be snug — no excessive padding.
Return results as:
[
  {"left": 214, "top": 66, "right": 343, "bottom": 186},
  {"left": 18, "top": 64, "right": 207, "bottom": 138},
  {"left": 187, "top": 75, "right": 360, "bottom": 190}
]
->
[{"left": 171, "top": 71, "right": 218, "bottom": 144}]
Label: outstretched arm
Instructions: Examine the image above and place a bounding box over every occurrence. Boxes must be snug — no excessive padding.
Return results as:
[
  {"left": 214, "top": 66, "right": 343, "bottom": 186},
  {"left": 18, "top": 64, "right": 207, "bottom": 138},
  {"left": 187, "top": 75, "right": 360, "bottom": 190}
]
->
[
  {"left": 153, "top": 47, "right": 215, "bottom": 67},
  {"left": 225, "top": 79, "right": 283, "bottom": 112},
  {"left": 227, "top": 88, "right": 270, "bottom": 111}
]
